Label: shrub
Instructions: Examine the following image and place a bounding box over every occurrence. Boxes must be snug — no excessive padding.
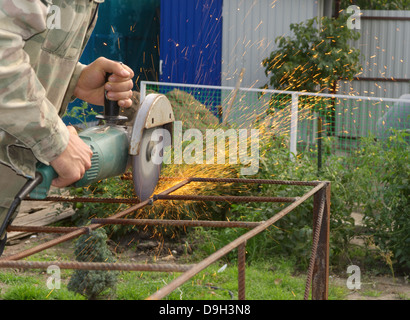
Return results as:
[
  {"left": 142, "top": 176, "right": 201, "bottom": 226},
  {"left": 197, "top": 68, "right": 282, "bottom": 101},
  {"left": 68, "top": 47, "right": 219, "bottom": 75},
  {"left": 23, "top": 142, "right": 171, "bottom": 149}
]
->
[
  {"left": 350, "top": 132, "right": 410, "bottom": 271},
  {"left": 226, "top": 131, "right": 409, "bottom": 272},
  {"left": 67, "top": 228, "right": 118, "bottom": 300},
  {"left": 194, "top": 136, "right": 356, "bottom": 269},
  {"left": 67, "top": 175, "right": 135, "bottom": 237}
]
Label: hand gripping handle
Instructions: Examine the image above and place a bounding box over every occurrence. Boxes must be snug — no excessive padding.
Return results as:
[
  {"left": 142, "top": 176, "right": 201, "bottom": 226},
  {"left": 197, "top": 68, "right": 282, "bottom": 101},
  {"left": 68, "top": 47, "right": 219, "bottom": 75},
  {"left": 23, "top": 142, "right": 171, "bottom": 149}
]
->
[
  {"left": 100, "top": 72, "right": 128, "bottom": 123},
  {"left": 104, "top": 72, "right": 120, "bottom": 117}
]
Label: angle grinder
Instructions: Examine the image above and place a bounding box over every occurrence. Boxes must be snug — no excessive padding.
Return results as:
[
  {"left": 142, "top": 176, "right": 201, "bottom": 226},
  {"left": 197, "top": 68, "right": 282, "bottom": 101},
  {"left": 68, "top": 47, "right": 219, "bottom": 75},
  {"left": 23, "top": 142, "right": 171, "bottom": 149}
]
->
[{"left": 0, "top": 74, "right": 174, "bottom": 256}]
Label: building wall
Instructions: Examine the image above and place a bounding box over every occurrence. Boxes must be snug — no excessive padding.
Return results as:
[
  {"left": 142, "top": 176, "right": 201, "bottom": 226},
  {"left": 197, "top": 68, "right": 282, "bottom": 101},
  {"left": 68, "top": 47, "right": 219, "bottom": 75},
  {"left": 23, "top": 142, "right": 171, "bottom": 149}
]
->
[
  {"left": 221, "top": 0, "right": 321, "bottom": 88},
  {"left": 339, "top": 10, "right": 410, "bottom": 99},
  {"left": 160, "top": 0, "right": 223, "bottom": 85}
]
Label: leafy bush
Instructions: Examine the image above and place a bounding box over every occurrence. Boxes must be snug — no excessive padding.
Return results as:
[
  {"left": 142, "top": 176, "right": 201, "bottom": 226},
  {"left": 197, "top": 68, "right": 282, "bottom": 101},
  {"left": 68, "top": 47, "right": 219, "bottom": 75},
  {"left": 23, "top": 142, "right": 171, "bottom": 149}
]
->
[
  {"left": 68, "top": 228, "right": 118, "bottom": 300},
  {"left": 348, "top": 132, "right": 410, "bottom": 271},
  {"left": 261, "top": 14, "right": 361, "bottom": 135},
  {"left": 67, "top": 175, "right": 136, "bottom": 238},
  {"left": 189, "top": 136, "right": 356, "bottom": 269},
  {"left": 262, "top": 14, "right": 361, "bottom": 93},
  {"left": 203, "top": 131, "right": 409, "bottom": 273}
]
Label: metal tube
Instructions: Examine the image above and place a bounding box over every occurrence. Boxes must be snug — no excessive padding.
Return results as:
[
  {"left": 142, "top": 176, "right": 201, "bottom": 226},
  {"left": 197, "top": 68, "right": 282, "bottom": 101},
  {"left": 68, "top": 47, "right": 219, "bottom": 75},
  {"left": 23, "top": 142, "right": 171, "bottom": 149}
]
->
[
  {"left": 92, "top": 218, "right": 261, "bottom": 229},
  {"left": 26, "top": 196, "right": 142, "bottom": 204},
  {"left": 311, "top": 183, "right": 331, "bottom": 300},
  {"left": 317, "top": 116, "right": 323, "bottom": 173},
  {"left": 290, "top": 93, "right": 299, "bottom": 162},
  {"left": 154, "top": 194, "right": 297, "bottom": 203},
  {"left": 361, "top": 16, "right": 410, "bottom": 21},
  {"left": 304, "top": 192, "right": 325, "bottom": 300},
  {"left": 238, "top": 242, "right": 246, "bottom": 300},
  {"left": 0, "top": 260, "right": 193, "bottom": 273},
  {"left": 141, "top": 81, "right": 410, "bottom": 103},
  {"left": 189, "top": 177, "right": 320, "bottom": 186},
  {"left": 7, "top": 225, "right": 82, "bottom": 234},
  {"left": 147, "top": 182, "right": 327, "bottom": 300},
  {"left": 353, "top": 76, "right": 410, "bottom": 83},
  {"left": 1, "top": 179, "right": 191, "bottom": 261}
]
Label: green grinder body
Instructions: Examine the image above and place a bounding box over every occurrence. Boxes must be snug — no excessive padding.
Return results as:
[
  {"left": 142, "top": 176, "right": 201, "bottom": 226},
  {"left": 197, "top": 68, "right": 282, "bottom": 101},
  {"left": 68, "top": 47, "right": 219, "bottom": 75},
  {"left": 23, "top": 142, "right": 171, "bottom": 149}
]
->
[{"left": 30, "top": 125, "right": 129, "bottom": 200}]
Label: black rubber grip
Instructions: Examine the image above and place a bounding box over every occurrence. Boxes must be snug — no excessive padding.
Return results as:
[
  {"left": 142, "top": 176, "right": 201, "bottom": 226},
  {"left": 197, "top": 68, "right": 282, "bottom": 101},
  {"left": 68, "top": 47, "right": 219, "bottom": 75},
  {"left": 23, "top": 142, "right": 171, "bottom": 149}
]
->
[{"left": 104, "top": 73, "right": 120, "bottom": 117}]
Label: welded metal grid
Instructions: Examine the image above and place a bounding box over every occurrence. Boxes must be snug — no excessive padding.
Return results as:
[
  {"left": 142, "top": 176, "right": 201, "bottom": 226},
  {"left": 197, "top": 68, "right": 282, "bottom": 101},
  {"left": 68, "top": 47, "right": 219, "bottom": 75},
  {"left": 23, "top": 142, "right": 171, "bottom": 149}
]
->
[{"left": 0, "top": 177, "right": 331, "bottom": 300}]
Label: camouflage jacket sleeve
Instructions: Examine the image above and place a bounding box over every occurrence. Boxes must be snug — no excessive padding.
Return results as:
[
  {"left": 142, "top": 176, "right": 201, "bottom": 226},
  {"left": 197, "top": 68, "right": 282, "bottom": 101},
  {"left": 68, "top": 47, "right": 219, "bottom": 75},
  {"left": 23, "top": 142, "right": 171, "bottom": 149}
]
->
[
  {"left": 62, "top": 62, "right": 87, "bottom": 114},
  {"left": 0, "top": 0, "right": 69, "bottom": 166}
]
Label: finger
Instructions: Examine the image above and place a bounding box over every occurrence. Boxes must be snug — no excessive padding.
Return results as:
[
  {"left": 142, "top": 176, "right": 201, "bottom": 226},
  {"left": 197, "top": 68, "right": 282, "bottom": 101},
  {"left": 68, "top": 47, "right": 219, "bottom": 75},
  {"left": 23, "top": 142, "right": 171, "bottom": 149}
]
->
[
  {"left": 117, "top": 63, "right": 134, "bottom": 79},
  {"left": 104, "top": 79, "right": 134, "bottom": 92},
  {"left": 51, "top": 177, "right": 67, "bottom": 188},
  {"left": 52, "top": 176, "right": 77, "bottom": 188},
  {"left": 83, "top": 156, "right": 92, "bottom": 170},
  {"left": 121, "top": 63, "right": 133, "bottom": 75},
  {"left": 118, "top": 98, "right": 133, "bottom": 108},
  {"left": 105, "top": 61, "right": 133, "bottom": 80},
  {"left": 109, "top": 64, "right": 134, "bottom": 82},
  {"left": 95, "top": 57, "right": 133, "bottom": 81},
  {"left": 106, "top": 90, "right": 133, "bottom": 102},
  {"left": 51, "top": 165, "right": 87, "bottom": 188},
  {"left": 108, "top": 72, "right": 134, "bottom": 83}
]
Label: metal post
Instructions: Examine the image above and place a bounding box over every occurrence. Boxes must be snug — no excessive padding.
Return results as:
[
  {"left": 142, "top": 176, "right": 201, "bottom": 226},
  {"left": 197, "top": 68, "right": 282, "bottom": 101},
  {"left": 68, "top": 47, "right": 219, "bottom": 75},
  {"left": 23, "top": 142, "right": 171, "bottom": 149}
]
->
[
  {"left": 147, "top": 182, "right": 326, "bottom": 300},
  {"left": 317, "top": 116, "right": 323, "bottom": 173},
  {"left": 140, "top": 81, "right": 147, "bottom": 104},
  {"left": 290, "top": 93, "right": 299, "bottom": 161},
  {"left": 311, "top": 182, "right": 331, "bottom": 300},
  {"left": 238, "top": 242, "right": 246, "bottom": 300}
]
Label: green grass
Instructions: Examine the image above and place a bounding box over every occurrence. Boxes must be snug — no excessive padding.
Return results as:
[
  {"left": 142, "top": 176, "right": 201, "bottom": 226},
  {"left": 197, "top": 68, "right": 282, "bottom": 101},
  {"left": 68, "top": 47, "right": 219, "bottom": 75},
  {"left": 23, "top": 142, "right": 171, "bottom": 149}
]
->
[
  {"left": 0, "top": 270, "right": 84, "bottom": 300},
  {"left": 0, "top": 259, "right": 347, "bottom": 300},
  {"left": 361, "top": 290, "right": 382, "bottom": 298},
  {"left": 115, "top": 260, "right": 312, "bottom": 300}
]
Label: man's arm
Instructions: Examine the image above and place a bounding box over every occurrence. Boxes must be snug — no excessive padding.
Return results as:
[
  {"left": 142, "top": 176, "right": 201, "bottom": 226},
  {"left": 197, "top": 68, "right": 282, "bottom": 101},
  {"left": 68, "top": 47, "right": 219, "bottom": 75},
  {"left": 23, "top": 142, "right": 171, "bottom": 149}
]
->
[
  {"left": 0, "top": 1, "right": 92, "bottom": 187},
  {"left": 0, "top": 2, "right": 133, "bottom": 188},
  {"left": 0, "top": 2, "right": 70, "bottom": 166},
  {"left": 50, "top": 58, "right": 134, "bottom": 187}
]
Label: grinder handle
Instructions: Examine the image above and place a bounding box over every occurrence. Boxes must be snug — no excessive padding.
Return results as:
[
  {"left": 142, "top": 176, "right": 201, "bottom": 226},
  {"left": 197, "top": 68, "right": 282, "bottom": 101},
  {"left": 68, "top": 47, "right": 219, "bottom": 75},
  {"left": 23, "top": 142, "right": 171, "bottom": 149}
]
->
[
  {"left": 104, "top": 72, "right": 120, "bottom": 118},
  {"left": 29, "top": 163, "right": 58, "bottom": 200}
]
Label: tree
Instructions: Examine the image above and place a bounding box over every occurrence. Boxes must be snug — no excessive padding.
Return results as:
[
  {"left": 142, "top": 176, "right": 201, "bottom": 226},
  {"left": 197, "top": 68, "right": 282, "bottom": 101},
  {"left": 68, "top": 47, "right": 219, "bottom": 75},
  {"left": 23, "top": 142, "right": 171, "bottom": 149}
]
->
[
  {"left": 262, "top": 14, "right": 361, "bottom": 94},
  {"left": 262, "top": 14, "right": 362, "bottom": 135}
]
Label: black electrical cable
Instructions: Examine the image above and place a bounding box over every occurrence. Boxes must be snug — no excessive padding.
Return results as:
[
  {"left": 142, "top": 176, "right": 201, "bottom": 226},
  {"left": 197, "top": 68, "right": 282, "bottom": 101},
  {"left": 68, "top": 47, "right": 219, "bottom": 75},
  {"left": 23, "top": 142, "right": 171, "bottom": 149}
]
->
[
  {"left": 0, "top": 235, "right": 6, "bottom": 256},
  {"left": 0, "top": 173, "right": 43, "bottom": 257}
]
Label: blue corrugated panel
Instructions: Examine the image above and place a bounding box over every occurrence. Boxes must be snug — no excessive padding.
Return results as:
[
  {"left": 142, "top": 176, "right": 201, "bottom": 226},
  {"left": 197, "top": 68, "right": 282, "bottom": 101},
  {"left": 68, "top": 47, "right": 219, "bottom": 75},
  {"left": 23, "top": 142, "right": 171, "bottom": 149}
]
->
[
  {"left": 160, "top": 0, "right": 223, "bottom": 86},
  {"left": 64, "top": 0, "right": 160, "bottom": 126}
]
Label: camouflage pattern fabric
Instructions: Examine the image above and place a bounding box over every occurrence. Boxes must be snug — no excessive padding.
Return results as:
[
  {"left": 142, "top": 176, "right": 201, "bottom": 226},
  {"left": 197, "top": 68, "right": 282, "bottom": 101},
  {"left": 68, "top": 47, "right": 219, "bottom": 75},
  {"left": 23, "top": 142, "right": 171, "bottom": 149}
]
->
[{"left": 0, "top": 0, "right": 102, "bottom": 241}]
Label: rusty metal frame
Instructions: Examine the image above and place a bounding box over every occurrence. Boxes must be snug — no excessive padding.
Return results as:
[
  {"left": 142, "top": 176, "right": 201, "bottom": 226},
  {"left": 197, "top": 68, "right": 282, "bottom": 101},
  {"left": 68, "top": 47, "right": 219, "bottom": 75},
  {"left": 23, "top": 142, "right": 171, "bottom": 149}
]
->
[{"left": 0, "top": 177, "right": 330, "bottom": 300}]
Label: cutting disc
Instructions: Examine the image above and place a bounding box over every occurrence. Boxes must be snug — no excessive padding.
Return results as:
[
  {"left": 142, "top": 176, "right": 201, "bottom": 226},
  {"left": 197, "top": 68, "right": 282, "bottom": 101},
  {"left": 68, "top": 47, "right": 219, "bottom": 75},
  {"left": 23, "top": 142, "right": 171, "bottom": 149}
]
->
[{"left": 132, "top": 127, "right": 164, "bottom": 201}]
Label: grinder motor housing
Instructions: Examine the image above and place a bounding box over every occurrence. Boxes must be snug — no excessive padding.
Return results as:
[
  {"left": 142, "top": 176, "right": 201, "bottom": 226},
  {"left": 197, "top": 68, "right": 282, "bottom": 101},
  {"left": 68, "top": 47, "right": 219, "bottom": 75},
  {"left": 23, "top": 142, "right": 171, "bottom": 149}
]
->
[
  {"left": 30, "top": 125, "right": 130, "bottom": 199},
  {"left": 30, "top": 75, "right": 174, "bottom": 200}
]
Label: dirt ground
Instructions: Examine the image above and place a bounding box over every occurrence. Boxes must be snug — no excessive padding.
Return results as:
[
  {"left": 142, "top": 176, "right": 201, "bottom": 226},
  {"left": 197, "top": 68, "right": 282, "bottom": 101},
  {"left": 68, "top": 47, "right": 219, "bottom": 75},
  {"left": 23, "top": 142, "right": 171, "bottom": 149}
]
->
[{"left": 330, "top": 275, "right": 409, "bottom": 300}]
